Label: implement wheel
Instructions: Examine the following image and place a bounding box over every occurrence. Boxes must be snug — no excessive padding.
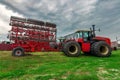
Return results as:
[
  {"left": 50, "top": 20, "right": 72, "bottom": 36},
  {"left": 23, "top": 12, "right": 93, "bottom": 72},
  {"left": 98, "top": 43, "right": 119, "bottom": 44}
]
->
[
  {"left": 63, "top": 41, "right": 81, "bottom": 57},
  {"left": 12, "top": 47, "right": 25, "bottom": 56},
  {"left": 93, "top": 41, "right": 112, "bottom": 57}
]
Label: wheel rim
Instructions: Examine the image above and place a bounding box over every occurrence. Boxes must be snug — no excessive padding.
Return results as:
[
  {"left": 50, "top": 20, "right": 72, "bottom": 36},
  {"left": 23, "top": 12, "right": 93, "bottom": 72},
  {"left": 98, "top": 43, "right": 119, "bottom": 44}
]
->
[
  {"left": 68, "top": 45, "right": 78, "bottom": 54},
  {"left": 100, "top": 45, "right": 109, "bottom": 55},
  {"left": 15, "top": 50, "right": 22, "bottom": 56}
]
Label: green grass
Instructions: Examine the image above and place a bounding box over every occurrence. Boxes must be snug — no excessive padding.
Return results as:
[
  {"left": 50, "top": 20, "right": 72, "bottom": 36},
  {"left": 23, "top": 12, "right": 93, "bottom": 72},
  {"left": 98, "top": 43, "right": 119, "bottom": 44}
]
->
[{"left": 0, "top": 50, "right": 120, "bottom": 80}]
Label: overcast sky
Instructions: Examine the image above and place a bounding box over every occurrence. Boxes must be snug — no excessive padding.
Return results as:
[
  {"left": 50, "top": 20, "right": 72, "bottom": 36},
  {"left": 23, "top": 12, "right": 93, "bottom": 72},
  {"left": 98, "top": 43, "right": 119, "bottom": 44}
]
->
[{"left": 0, "top": 0, "right": 120, "bottom": 41}]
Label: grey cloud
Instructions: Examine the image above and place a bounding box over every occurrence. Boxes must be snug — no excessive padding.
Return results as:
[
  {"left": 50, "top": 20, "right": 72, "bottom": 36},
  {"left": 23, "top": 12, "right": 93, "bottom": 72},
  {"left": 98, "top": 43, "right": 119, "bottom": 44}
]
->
[{"left": 0, "top": 0, "right": 120, "bottom": 41}]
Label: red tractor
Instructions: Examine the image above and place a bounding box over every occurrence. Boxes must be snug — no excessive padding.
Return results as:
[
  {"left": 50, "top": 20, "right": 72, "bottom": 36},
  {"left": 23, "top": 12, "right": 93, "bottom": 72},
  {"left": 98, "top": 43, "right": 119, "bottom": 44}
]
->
[{"left": 60, "top": 25, "right": 112, "bottom": 57}]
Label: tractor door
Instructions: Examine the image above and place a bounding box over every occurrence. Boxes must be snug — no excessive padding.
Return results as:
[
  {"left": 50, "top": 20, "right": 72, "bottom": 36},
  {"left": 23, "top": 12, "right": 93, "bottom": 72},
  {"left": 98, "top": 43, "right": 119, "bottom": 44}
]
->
[{"left": 82, "top": 31, "right": 91, "bottom": 52}]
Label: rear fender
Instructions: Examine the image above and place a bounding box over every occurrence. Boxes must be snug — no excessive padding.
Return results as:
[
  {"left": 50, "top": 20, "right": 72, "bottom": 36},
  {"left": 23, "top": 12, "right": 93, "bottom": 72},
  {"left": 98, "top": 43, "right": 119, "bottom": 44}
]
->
[{"left": 93, "top": 36, "right": 111, "bottom": 46}]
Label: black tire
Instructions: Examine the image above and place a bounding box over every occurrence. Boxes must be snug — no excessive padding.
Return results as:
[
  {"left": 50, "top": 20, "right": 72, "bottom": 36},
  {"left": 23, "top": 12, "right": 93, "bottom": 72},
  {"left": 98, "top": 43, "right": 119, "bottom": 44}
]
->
[
  {"left": 63, "top": 41, "right": 81, "bottom": 57},
  {"left": 91, "top": 42, "right": 97, "bottom": 55},
  {"left": 12, "top": 47, "right": 25, "bottom": 56},
  {"left": 60, "top": 42, "right": 65, "bottom": 52},
  {"left": 92, "top": 41, "right": 112, "bottom": 57},
  {"left": 84, "top": 42, "right": 97, "bottom": 55},
  {"left": 59, "top": 42, "right": 66, "bottom": 55},
  {"left": 60, "top": 42, "right": 67, "bottom": 55},
  {"left": 113, "top": 47, "right": 117, "bottom": 50}
]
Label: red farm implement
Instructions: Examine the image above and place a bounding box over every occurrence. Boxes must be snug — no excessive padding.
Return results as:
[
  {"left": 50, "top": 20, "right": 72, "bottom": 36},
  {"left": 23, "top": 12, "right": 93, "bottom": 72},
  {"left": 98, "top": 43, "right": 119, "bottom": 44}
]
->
[
  {"left": 5, "top": 16, "right": 57, "bottom": 56},
  {"left": 0, "top": 42, "right": 12, "bottom": 51}
]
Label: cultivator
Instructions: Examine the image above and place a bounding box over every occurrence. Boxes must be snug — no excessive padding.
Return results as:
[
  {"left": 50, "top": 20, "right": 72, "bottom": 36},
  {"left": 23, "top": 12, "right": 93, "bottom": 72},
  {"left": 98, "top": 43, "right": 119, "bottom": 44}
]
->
[{"left": 8, "top": 16, "right": 57, "bottom": 52}]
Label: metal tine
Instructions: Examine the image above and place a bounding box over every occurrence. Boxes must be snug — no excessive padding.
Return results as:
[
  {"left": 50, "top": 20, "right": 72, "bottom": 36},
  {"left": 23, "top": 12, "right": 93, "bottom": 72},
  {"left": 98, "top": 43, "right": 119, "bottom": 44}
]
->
[
  {"left": 10, "top": 16, "right": 56, "bottom": 29},
  {"left": 46, "top": 22, "right": 56, "bottom": 28},
  {"left": 10, "top": 16, "right": 26, "bottom": 22},
  {"left": 27, "top": 18, "right": 45, "bottom": 26}
]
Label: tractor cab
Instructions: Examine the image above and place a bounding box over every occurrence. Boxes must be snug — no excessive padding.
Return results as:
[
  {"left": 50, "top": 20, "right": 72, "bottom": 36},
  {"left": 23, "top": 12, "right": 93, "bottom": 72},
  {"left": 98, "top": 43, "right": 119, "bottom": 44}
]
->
[
  {"left": 63, "top": 25, "right": 97, "bottom": 42},
  {"left": 63, "top": 30, "right": 93, "bottom": 43},
  {"left": 75, "top": 30, "right": 92, "bottom": 42}
]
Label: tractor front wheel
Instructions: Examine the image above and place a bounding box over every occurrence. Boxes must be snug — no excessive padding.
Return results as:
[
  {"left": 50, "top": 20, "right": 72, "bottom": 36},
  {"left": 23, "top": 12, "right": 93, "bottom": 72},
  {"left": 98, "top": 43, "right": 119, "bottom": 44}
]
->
[
  {"left": 12, "top": 47, "right": 25, "bottom": 56},
  {"left": 63, "top": 41, "right": 81, "bottom": 57}
]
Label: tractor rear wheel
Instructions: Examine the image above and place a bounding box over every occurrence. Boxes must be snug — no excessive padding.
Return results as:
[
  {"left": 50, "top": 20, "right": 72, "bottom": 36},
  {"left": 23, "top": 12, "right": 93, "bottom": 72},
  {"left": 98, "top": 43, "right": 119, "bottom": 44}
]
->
[
  {"left": 91, "top": 42, "right": 97, "bottom": 55},
  {"left": 93, "top": 41, "right": 112, "bottom": 57},
  {"left": 12, "top": 47, "right": 25, "bottom": 56},
  {"left": 63, "top": 41, "right": 81, "bottom": 57}
]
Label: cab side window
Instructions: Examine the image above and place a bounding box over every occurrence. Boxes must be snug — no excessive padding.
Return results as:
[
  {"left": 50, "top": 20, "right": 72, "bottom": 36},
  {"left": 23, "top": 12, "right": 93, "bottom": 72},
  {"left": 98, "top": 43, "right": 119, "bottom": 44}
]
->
[
  {"left": 83, "top": 32, "right": 88, "bottom": 38},
  {"left": 83, "top": 32, "right": 89, "bottom": 41},
  {"left": 79, "top": 32, "right": 82, "bottom": 38}
]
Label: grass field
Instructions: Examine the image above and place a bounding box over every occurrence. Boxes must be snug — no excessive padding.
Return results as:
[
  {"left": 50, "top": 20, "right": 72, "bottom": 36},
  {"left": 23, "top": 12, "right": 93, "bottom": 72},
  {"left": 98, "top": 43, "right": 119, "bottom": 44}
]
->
[{"left": 0, "top": 50, "right": 120, "bottom": 80}]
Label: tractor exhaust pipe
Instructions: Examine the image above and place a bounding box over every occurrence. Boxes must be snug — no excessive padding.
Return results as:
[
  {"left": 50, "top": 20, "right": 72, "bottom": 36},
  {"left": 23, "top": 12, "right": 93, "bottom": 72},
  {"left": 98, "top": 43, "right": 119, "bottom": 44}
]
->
[{"left": 92, "top": 25, "right": 95, "bottom": 37}]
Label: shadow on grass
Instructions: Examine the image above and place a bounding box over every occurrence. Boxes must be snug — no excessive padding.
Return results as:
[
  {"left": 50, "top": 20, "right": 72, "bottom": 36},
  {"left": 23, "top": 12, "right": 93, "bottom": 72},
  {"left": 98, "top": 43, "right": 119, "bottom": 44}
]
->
[{"left": 24, "top": 53, "right": 33, "bottom": 56}]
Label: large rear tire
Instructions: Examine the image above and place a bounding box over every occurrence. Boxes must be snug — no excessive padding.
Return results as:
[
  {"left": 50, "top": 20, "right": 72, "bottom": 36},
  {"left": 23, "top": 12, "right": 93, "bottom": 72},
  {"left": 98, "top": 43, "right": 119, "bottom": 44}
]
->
[
  {"left": 91, "top": 42, "right": 97, "bottom": 55},
  {"left": 12, "top": 47, "right": 25, "bottom": 57},
  {"left": 92, "top": 41, "right": 112, "bottom": 57},
  {"left": 63, "top": 41, "right": 81, "bottom": 57}
]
